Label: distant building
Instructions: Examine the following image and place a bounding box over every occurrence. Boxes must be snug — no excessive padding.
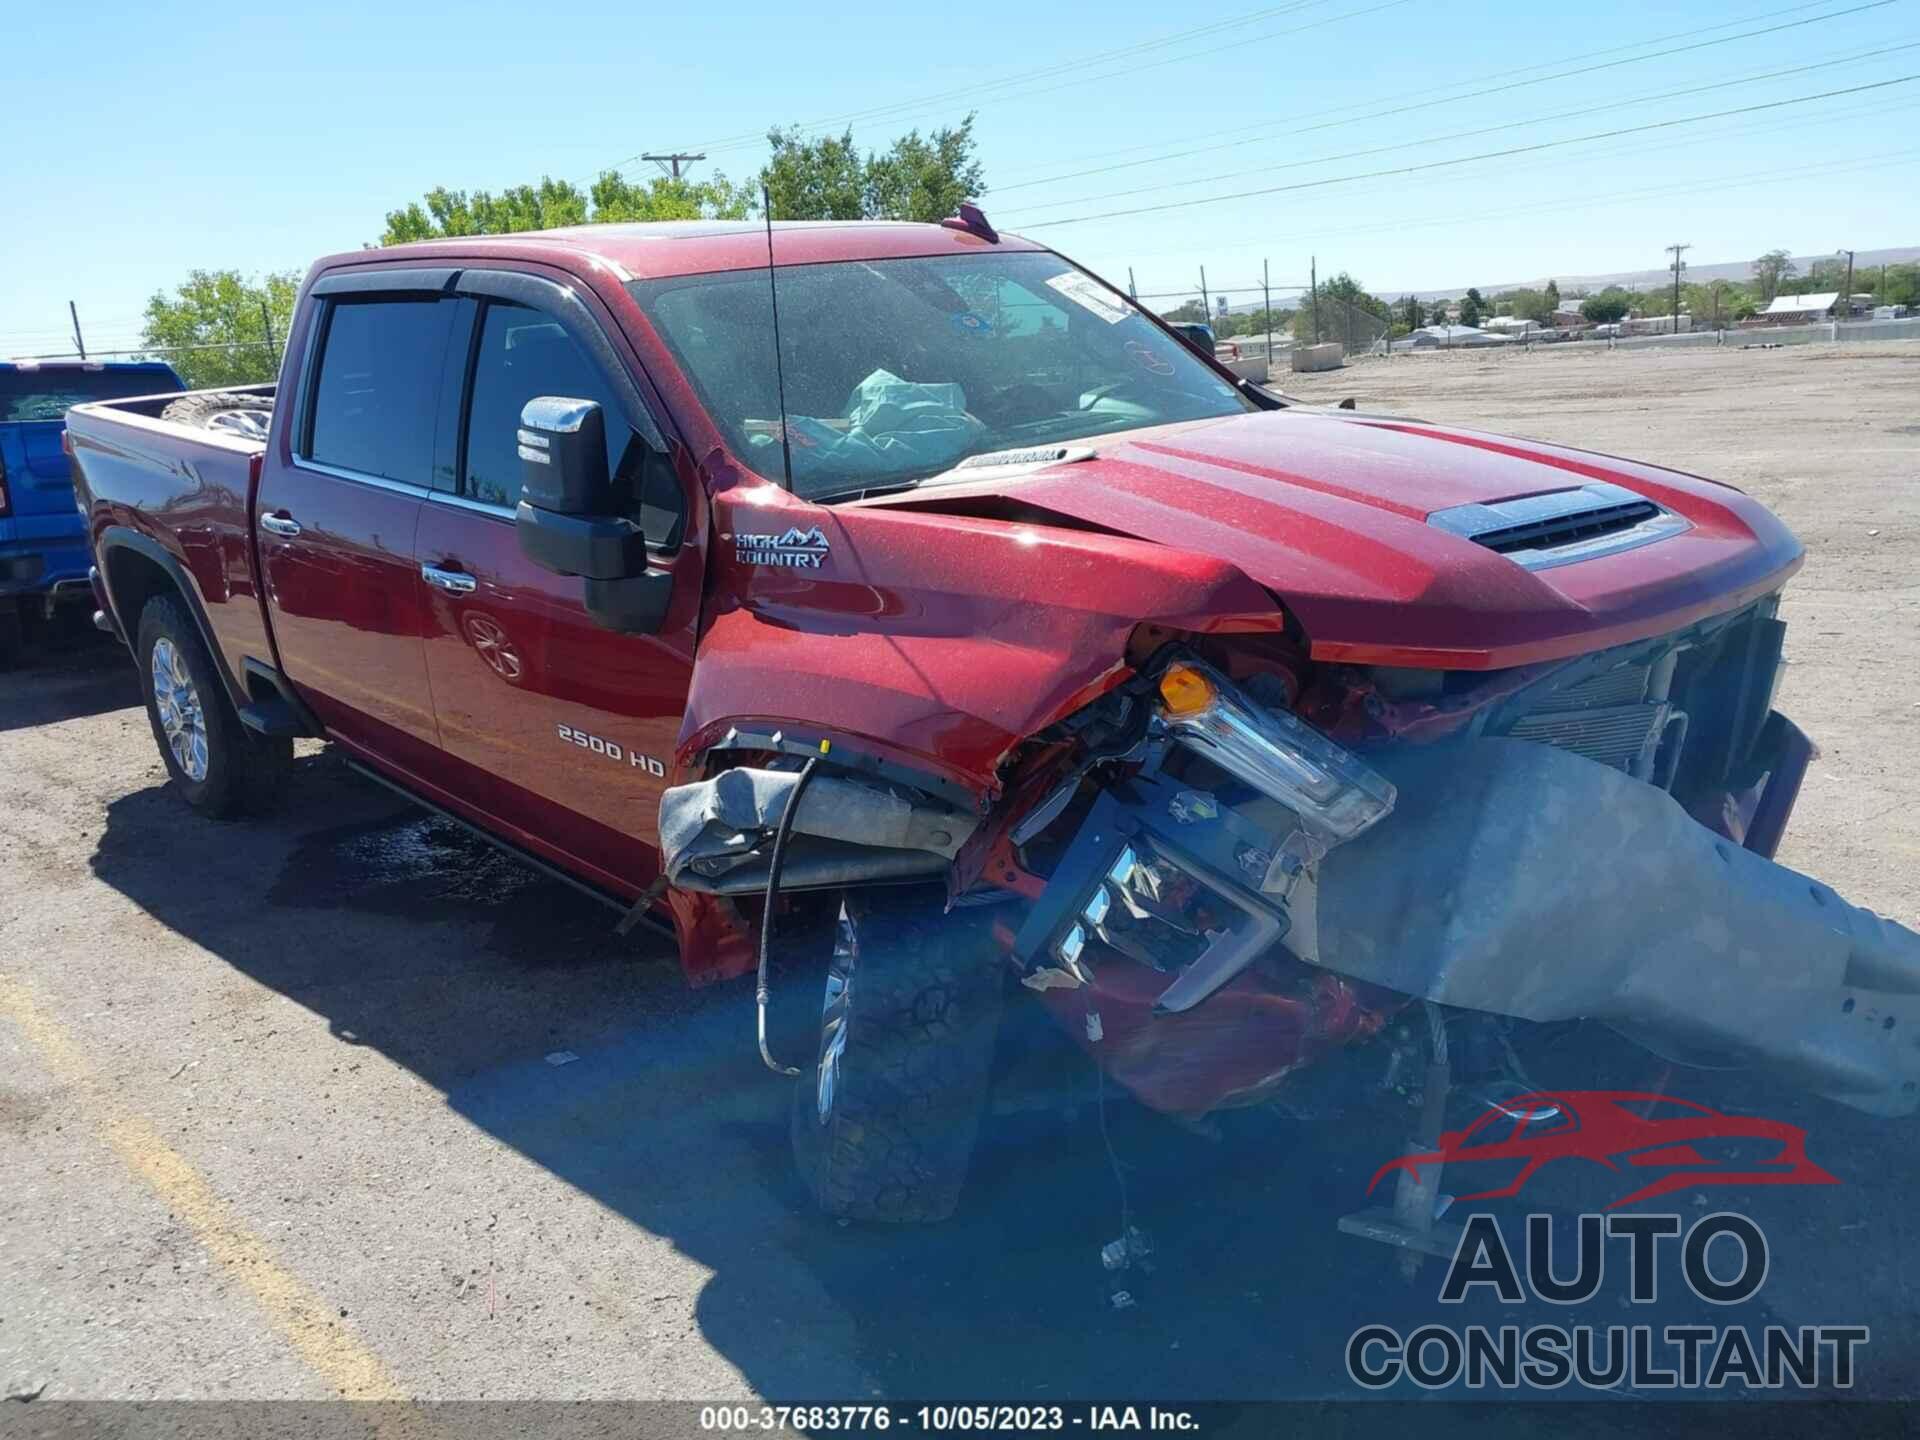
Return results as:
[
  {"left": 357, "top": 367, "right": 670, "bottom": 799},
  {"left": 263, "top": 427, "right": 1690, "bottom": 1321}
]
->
[
  {"left": 1483, "top": 315, "right": 1540, "bottom": 334},
  {"left": 1622, "top": 313, "right": 1691, "bottom": 335},
  {"left": 1395, "top": 324, "right": 1512, "bottom": 351},
  {"left": 1756, "top": 292, "right": 1843, "bottom": 323},
  {"left": 1552, "top": 302, "right": 1589, "bottom": 326}
]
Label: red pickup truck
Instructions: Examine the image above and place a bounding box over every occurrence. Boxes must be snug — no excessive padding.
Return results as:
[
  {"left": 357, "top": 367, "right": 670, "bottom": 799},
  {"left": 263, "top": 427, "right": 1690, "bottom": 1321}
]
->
[{"left": 67, "top": 216, "right": 1920, "bottom": 1229}]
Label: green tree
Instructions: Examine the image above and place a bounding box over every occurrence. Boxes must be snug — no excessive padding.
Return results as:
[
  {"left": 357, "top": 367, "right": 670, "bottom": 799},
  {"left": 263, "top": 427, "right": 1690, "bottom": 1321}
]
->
[
  {"left": 1580, "top": 291, "right": 1631, "bottom": 325},
  {"left": 1458, "top": 287, "right": 1488, "bottom": 328},
  {"left": 1503, "top": 287, "right": 1555, "bottom": 323},
  {"left": 1401, "top": 294, "right": 1424, "bottom": 329},
  {"left": 763, "top": 114, "right": 984, "bottom": 222},
  {"left": 590, "top": 171, "right": 752, "bottom": 222},
  {"left": 140, "top": 270, "right": 300, "bottom": 389},
  {"left": 1752, "top": 248, "right": 1797, "bottom": 304},
  {"left": 1294, "top": 272, "right": 1389, "bottom": 343},
  {"left": 1545, "top": 278, "right": 1561, "bottom": 309},
  {"left": 381, "top": 170, "right": 749, "bottom": 245}
]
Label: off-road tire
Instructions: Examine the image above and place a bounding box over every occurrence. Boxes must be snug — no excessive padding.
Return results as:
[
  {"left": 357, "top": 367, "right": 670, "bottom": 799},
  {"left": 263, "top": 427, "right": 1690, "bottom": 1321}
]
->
[
  {"left": 159, "top": 391, "right": 275, "bottom": 441},
  {"left": 136, "top": 595, "right": 291, "bottom": 818},
  {"left": 790, "top": 887, "right": 1009, "bottom": 1223}
]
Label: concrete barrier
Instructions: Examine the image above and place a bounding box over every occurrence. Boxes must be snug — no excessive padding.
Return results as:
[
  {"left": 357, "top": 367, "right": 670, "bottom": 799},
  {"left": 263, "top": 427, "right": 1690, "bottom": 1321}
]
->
[
  {"left": 1292, "top": 342, "right": 1344, "bottom": 373},
  {"left": 1224, "top": 356, "right": 1271, "bottom": 382}
]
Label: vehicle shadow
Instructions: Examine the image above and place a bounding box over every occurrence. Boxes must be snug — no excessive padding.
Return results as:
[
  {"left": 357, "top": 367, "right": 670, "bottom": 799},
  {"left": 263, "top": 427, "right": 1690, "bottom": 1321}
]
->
[
  {"left": 0, "top": 630, "right": 139, "bottom": 733},
  {"left": 86, "top": 757, "right": 1917, "bottom": 1404}
]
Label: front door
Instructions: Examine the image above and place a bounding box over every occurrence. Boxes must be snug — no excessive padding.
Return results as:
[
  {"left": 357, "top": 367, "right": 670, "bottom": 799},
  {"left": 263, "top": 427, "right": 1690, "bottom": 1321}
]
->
[
  {"left": 414, "top": 280, "right": 696, "bottom": 897},
  {"left": 259, "top": 291, "right": 468, "bottom": 770}
]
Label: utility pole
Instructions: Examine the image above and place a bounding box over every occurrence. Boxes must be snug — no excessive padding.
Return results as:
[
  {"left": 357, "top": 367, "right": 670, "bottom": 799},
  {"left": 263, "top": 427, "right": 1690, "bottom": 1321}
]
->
[
  {"left": 1665, "top": 243, "right": 1690, "bottom": 331},
  {"left": 1127, "top": 266, "right": 1137, "bottom": 300},
  {"left": 1310, "top": 256, "right": 1320, "bottom": 343},
  {"left": 641, "top": 152, "right": 706, "bottom": 179},
  {"left": 260, "top": 300, "right": 279, "bottom": 365},
  {"left": 1199, "top": 266, "right": 1210, "bottom": 326},
  {"left": 1838, "top": 248, "right": 1855, "bottom": 316},
  {"left": 1263, "top": 258, "right": 1272, "bottom": 368},
  {"left": 68, "top": 301, "right": 86, "bottom": 361}
]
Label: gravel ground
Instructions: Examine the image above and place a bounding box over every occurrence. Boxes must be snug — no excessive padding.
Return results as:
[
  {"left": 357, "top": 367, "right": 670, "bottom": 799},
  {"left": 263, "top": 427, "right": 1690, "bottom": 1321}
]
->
[{"left": 2, "top": 343, "right": 1917, "bottom": 1410}]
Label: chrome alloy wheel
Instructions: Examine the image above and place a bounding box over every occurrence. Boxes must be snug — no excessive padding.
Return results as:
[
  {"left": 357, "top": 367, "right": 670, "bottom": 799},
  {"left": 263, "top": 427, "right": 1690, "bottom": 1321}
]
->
[
  {"left": 815, "top": 907, "right": 856, "bottom": 1124},
  {"left": 150, "top": 636, "right": 209, "bottom": 782}
]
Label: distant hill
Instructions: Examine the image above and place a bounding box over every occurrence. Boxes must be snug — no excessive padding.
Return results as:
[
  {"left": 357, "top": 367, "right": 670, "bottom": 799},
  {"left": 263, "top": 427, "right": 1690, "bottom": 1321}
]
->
[{"left": 1402, "top": 245, "right": 1920, "bottom": 303}]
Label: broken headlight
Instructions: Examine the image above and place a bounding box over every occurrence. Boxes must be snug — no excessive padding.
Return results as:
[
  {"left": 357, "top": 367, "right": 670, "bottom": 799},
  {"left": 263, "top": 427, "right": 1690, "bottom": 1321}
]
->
[{"left": 1155, "top": 660, "right": 1396, "bottom": 847}]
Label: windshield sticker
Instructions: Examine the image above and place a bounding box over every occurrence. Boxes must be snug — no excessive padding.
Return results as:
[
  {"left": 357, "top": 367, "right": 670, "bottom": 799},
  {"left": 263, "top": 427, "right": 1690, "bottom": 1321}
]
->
[
  {"left": 1124, "top": 339, "right": 1175, "bottom": 375},
  {"left": 950, "top": 310, "right": 994, "bottom": 337},
  {"left": 1045, "top": 272, "right": 1133, "bottom": 324}
]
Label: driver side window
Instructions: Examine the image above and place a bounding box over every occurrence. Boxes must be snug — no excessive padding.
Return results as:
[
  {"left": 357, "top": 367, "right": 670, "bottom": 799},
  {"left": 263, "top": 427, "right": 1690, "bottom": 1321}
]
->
[{"left": 462, "top": 301, "right": 630, "bottom": 509}]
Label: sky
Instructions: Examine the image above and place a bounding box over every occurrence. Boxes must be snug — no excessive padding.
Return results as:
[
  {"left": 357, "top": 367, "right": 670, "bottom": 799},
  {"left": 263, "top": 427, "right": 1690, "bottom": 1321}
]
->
[{"left": 5, "top": 0, "right": 1918, "bottom": 356}]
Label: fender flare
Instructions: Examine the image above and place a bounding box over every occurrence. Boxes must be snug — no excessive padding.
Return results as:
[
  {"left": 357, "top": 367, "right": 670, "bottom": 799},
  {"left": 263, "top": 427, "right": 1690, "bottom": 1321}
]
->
[{"left": 95, "top": 526, "right": 246, "bottom": 710}]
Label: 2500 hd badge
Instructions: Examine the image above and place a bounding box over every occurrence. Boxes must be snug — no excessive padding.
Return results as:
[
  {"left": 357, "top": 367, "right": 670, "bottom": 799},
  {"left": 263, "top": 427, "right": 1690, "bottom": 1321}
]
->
[{"left": 556, "top": 723, "right": 665, "bottom": 776}]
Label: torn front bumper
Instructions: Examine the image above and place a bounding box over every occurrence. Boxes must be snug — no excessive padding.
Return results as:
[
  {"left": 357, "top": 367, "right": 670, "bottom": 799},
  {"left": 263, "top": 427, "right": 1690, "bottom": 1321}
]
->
[{"left": 1016, "top": 717, "right": 1920, "bottom": 1117}]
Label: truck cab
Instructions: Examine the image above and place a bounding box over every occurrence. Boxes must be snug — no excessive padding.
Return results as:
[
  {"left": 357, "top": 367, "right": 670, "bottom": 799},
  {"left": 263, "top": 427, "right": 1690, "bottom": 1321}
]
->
[{"left": 0, "top": 359, "right": 182, "bottom": 663}]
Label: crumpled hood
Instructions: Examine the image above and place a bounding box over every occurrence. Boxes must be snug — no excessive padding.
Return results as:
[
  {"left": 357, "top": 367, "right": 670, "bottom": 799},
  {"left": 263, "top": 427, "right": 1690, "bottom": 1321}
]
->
[{"left": 863, "top": 410, "right": 1805, "bottom": 669}]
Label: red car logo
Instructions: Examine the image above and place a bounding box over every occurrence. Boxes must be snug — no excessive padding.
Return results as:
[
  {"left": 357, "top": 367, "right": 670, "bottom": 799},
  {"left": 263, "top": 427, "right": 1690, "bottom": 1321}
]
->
[{"left": 1367, "top": 1090, "right": 1838, "bottom": 1210}]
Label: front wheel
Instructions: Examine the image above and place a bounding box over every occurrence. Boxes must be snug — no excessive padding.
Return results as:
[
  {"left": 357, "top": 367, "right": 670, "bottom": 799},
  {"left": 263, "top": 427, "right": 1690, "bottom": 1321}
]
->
[{"left": 790, "top": 887, "right": 1009, "bottom": 1223}]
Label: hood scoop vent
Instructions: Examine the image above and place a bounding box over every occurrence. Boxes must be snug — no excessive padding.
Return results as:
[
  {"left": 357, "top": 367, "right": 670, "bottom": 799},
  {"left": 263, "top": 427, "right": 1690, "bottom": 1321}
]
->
[{"left": 1427, "top": 482, "right": 1689, "bottom": 571}]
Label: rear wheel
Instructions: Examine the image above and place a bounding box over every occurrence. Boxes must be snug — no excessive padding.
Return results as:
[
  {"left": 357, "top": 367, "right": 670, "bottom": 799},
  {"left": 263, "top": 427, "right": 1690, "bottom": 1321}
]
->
[
  {"left": 136, "top": 595, "right": 291, "bottom": 817},
  {"left": 789, "top": 887, "right": 1009, "bottom": 1223}
]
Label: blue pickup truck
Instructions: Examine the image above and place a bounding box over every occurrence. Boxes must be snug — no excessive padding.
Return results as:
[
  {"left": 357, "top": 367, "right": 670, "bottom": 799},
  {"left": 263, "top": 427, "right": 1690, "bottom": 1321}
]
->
[{"left": 1, "top": 359, "right": 184, "bottom": 665}]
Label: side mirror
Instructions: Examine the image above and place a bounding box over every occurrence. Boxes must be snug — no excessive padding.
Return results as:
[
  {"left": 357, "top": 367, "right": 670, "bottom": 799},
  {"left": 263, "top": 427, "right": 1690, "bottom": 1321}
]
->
[
  {"left": 514, "top": 395, "right": 673, "bottom": 635},
  {"left": 518, "top": 396, "right": 610, "bottom": 514}
]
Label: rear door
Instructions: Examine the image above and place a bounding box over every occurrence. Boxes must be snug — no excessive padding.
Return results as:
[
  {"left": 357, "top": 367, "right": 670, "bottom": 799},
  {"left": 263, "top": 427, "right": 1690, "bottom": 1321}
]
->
[
  {"left": 258, "top": 278, "right": 467, "bottom": 766},
  {"left": 413, "top": 268, "right": 697, "bottom": 897}
]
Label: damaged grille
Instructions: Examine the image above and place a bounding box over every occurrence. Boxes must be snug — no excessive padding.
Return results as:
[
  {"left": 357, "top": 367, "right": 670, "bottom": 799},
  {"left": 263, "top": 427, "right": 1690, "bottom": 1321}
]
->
[{"left": 1428, "top": 482, "right": 1689, "bottom": 570}]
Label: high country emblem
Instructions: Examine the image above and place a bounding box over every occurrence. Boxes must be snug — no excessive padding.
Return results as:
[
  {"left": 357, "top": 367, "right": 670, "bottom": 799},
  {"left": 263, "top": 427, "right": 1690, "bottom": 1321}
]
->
[{"left": 737, "top": 526, "right": 830, "bottom": 569}]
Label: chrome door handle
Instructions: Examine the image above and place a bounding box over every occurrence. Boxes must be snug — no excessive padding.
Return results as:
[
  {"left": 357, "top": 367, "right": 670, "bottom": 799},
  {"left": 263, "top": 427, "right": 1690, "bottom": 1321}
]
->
[
  {"left": 259, "top": 512, "right": 302, "bottom": 537},
  {"left": 421, "top": 563, "right": 477, "bottom": 595}
]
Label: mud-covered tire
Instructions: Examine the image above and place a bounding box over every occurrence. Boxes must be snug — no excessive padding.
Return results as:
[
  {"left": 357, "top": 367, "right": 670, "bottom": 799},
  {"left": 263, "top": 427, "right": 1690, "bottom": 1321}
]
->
[
  {"left": 790, "top": 887, "right": 1009, "bottom": 1223},
  {"left": 136, "top": 595, "right": 291, "bottom": 818},
  {"left": 159, "top": 391, "right": 274, "bottom": 441}
]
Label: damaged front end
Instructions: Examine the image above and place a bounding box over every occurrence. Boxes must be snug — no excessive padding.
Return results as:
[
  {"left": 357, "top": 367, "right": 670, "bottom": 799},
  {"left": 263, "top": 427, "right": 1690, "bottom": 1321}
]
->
[{"left": 998, "top": 611, "right": 1920, "bottom": 1119}]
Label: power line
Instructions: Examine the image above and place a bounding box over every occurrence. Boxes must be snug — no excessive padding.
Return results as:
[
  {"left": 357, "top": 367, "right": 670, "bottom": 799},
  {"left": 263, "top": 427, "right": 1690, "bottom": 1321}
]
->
[
  {"left": 1012, "top": 73, "right": 1920, "bottom": 230},
  {"left": 1116, "top": 141, "right": 1920, "bottom": 296},
  {"left": 663, "top": 0, "right": 1343, "bottom": 158},
  {"left": 618, "top": 0, "right": 1413, "bottom": 177},
  {"left": 992, "top": 0, "right": 1900, "bottom": 198},
  {"left": 990, "top": 0, "right": 1850, "bottom": 185},
  {"left": 1007, "top": 38, "right": 1920, "bottom": 218},
  {"left": 1103, "top": 88, "right": 1920, "bottom": 270}
]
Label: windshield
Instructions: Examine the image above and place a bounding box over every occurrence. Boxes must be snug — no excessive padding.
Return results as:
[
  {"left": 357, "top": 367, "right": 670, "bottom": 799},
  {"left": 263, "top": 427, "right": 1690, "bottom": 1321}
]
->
[
  {"left": 627, "top": 251, "right": 1255, "bottom": 501},
  {"left": 0, "top": 368, "right": 178, "bottom": 423}
]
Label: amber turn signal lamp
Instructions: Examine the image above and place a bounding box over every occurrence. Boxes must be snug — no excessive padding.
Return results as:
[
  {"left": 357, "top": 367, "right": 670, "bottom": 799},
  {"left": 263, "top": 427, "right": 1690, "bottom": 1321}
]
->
[{"left": 1158, "top": 663, "right": 1216, "bottom": 717}]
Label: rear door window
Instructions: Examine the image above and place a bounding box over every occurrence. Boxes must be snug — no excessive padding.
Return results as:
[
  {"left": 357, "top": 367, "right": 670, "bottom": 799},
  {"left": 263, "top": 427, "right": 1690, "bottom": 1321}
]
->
[{"left": 307, "top": 298, "right": 462, "bottom": 483}]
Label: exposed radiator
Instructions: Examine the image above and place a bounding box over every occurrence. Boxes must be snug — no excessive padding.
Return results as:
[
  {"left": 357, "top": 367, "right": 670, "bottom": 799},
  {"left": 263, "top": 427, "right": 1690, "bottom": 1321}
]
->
[{"left": 1505, "top": 701, "right": 1669, "bottom": 772}]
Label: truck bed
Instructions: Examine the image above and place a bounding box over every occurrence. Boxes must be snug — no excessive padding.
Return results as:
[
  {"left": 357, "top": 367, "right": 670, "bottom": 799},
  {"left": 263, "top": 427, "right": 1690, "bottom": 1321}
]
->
[{"left": 66, "top": 385, "right": 278, "bottom": 703}]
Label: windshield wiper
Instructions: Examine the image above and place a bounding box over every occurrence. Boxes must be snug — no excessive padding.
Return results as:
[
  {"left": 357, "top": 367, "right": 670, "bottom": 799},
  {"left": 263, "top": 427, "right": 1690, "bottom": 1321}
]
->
[{"left": 804, "top": 477, "right": 930, "bottom": 505}]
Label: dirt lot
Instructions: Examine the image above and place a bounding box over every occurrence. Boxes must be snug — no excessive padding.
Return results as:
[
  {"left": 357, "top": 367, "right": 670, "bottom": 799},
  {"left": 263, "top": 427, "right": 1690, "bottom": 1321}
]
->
[{"left": 3, "top": 344, "right": 1917, "bottom": 1409}]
